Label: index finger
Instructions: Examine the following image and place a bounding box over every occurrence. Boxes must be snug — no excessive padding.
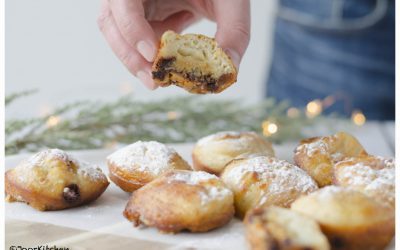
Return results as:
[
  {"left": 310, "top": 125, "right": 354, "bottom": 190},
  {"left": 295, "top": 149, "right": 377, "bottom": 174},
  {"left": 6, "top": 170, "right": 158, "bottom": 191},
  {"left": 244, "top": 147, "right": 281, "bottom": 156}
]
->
[{"left": 109, "top": 0, "right": 158, "bottom": 62}]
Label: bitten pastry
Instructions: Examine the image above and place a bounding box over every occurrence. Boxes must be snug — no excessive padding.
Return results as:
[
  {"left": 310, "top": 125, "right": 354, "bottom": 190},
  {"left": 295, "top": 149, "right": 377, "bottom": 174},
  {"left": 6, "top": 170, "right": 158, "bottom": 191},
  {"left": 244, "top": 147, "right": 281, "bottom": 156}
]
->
[
  {"left": 245, "top": 206, "right": 329, "bottom": 250},
  {"left": 152, "top": 30, "right": 237, "bottom": 94},
  {"left": 5, "top": 149, "right": 109, "bottom": 211},
  {"left": 221, "top": 156, "right": 318, "bottom": 218},
  {"left": 192, "top": 131, "right": 274, "bottom": 175},
  {"left": 123, "top": 170, "right": 234, "bottom": 233},
  {"left": 294, "top": 131, "right": 368, "bottom": 187},
  {"left": 107, "top": 141, "right": 191, "bottom": 192},
  {"left": 334, "top": 156, "right": 395, "bottom": 208},
  {"left": 291, "top": 186, "right": 395, "bottom": 250}
]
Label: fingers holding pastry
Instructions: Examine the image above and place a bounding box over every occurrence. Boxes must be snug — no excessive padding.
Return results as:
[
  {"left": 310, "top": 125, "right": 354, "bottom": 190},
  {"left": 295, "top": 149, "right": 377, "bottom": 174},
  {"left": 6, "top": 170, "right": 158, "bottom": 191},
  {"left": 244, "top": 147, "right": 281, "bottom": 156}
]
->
[
  {"left": 151, "top": 30, "right": 238, "bottom": 94},
  {"left": 149, "top": 11, "right": 198, "bottom": 38},
  {"left": 97, "top": 0, "right": 157, "bottom": 89},
  {"left": 213, "top": 0, "right": 251, "bottom": 68},
  {"left": 108, "top": 0, "right": 158, "bottom": 62}
]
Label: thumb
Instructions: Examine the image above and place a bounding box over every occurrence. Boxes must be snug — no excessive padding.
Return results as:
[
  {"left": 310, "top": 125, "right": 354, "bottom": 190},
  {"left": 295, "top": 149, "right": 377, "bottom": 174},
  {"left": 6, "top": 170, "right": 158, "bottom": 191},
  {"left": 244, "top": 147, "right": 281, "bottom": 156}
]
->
[{"left": 213, "top": 0, "right": 251, "bottom": 69}]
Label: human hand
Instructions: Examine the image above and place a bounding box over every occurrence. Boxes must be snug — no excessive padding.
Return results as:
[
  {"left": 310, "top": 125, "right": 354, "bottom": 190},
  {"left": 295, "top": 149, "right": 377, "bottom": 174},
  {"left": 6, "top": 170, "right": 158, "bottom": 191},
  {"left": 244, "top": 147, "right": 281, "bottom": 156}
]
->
[{"left": 98, "top": 0, "right": 250, "bottom": 90}]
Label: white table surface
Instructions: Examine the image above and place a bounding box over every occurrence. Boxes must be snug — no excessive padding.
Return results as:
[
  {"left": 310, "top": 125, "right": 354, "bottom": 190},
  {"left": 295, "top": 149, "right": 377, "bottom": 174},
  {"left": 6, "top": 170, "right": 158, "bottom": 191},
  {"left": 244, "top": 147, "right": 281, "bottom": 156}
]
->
[{"left": 5, "top": 121, "right": 395, "bottom": 250}]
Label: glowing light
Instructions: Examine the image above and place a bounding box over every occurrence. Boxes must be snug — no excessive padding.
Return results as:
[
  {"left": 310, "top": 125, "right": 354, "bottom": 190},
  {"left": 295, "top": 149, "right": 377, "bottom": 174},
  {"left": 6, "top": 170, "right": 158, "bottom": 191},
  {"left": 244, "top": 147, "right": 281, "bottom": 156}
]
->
[
  {"left": 352, "top": 110, "right": 366, "bottom": 126},
  {"left": 306, "top": 100, "right": 322, "bottom": 118},
  {"left": 262, "top": 120, "right": 278, "bottom": 136},
  {"left": 287, "top": 107, "right": 300, "bottom": 118},
  {"left": 46, "top": 116, "right": 61, "bottom": 127},
  {"left": 167, "top": 111, "right": 179, "bottom": 120}
]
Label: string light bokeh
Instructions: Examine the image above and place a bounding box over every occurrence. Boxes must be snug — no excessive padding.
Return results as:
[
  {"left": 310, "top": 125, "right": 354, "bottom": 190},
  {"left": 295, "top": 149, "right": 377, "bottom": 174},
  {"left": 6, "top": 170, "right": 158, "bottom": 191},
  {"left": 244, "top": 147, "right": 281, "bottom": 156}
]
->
[
  {"left": 352, "top": 110, "right": 366, "bottom": 126},
  {"left": 167, "top": 111, "right": 180, "bottom": 120},
  {"left": 46, "top": 115, "right": 61, "bottom": 128},
  {"left": 262, "top": 95, "right": 366, "bottom": 138},
  {"left": 41, "top": 94, "right": 367, "bottom": 144},
  {"left": 262, "top": 120, "right": 278, "bottom": 137},
  {"left": 306, "top": 100, "right": 322, "bottom": 118}
]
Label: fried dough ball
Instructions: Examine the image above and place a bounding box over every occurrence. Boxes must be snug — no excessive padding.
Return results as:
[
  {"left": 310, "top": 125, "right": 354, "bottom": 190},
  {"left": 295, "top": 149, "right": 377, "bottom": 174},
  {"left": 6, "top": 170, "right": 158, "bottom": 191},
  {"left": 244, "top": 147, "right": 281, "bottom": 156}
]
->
[{"left": 123, "top": 170, "right": 234, "bottom": 233}]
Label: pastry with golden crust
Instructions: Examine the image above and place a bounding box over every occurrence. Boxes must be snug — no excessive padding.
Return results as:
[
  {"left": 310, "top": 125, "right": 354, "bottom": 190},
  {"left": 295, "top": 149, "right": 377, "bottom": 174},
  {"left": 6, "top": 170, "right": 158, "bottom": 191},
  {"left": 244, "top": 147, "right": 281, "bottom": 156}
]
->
[
  {"left": 152, "top": 30, "right": 237, "bottom": 94},
  {"left": 245, "top": 206, "right": 329, "bottom": 250},
  {"left": 294, "top": 132, "right": 368, "bottom": 187},
  {"left": 221, "top": 156, "right": 318, "bottom": 218},
  {"left": 192, "top": 131, "right": 274, "bottom": 175},
  {"left": 291, "top": 186, "right": 395, "bottom": 250},
  {"left": 107, "top": 141, "right": 191, "bottom": 192},
  {"left": 123, "top": 170, "right": 234, "bottom": 233},
  {"left": 334, "top": 156, "right": 395, "bottom": 208},
  {"left": 5, "top": 149, "right": 109, "bottom": 211}
]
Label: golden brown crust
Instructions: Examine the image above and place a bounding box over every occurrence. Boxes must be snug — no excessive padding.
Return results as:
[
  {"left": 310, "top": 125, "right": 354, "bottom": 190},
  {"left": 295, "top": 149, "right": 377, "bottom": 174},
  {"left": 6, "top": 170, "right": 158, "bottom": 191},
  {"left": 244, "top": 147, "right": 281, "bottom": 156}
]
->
[
  {"left": 192, "top": 131, "right": 275, "bottom": 176},
  {"left": 107, "top": 141, "right": 191, "bottom": 192},
  {"left": 221, "top": 156, "right": 318, "bottom": 219},
  {"left": 5, "top": 172, "right": 108, "bottom": 211},
  {"left": 291, "top": 186, "right": 395, "bottom": 250},
  {"left": 245, "top": 206, "right": 329, "bottom": 250},
  {"left": 5, "top": 149, "right": 109, "bottom": 211},
  {"left": 154, "top": 66, "right": 237, "bottom": 94},
  {"left": 107, "top": 164, "right": 150, "bottom": 192},
  {"left": 152, "top": 31, "right": 237, "bottom": 94},
  {"left": 123, "top": 170, "right": 234, "bottom": 233},
  {"left": 191, "top": 152, "right": 221, "bottom": 175},
  {"left": 294, "top": 132, "right": 368, "bottom": 187},
  {"left": 333, "top": 156, "right": 395, "bottom": 208}
]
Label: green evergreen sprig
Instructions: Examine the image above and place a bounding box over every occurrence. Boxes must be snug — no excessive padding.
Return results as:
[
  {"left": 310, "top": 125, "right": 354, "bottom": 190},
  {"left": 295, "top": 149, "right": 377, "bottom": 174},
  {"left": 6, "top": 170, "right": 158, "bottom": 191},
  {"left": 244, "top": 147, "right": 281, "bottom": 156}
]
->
[{"left": 5, "top": 91, "right": 329, "bottom": 155}]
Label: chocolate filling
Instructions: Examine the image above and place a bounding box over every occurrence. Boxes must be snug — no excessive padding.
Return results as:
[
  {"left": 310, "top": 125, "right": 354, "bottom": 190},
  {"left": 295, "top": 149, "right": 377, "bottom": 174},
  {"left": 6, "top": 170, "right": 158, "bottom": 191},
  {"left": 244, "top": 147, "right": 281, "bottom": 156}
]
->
[
  {"left": 153, "top": 56, "right": 232, "bottom": 92},
  {"left": 152, "top": 57, "right": 176, "bottom": 80},
  {"left": 183, "top": 72, "right": 218, "bottom": 91},
  {"left": 63, "top": 184, "right": 80, "bottom": 203},
  {"left": 330, "top": 236, "right": 346, "bottom": 249},
  {"left": 269, "top": 240, "right": 280, "bottom": 250}
]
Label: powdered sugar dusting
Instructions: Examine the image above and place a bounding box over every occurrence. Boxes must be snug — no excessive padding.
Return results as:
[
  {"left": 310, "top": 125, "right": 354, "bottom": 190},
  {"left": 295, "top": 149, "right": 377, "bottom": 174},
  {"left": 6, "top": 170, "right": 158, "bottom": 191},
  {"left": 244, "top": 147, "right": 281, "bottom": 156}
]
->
[
  {"left": 107, "top": 141, "right": 176, "bottom": 175},
  {"left": 76, "top": 160, "right": 107, "bottom": 181},
  {"left": 336, "top": 158, "right": 394, "bottom": 204},
  {"left": 24, "top": 148, "right": 68, "bottom": 168},
  {"left": 331, "top": 152, "right": 345, "bottom": 162},
  {"left": 16, "top": 149, "right": 106, "bottom": 181},
  {"left": 170, "top": 171, "right": 232, "bottom": 205},
  {"left": 375, "top": 156, "right": 395, "bottom": 168},
  {"left": 314, "top": 186, "right": 346, "bottom": 200},
  {"left": 197, "top": 131, "right": 244, "bottom": 146},
  {"left": 224, "top": 156, "right": 318, "bottom": 195},
  {"left": 172, "top": 171, "right": 218, "bottom": 185},
  {"left": 296, "top": 139, "right": 329, "bottom": 157}
]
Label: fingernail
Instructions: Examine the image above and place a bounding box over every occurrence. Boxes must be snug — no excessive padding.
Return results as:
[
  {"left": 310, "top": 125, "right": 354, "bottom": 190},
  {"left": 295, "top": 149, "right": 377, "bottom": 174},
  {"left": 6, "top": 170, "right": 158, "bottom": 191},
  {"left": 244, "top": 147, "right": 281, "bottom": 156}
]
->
[
  {"left": 225, "top": 49, "right": 241, "bottom": 69},
  {"left": 137, "top": 70, "right": 158, "bottom": 90},
  {"left": 137, "top": 41, "right": 156, "bottom": 62}
]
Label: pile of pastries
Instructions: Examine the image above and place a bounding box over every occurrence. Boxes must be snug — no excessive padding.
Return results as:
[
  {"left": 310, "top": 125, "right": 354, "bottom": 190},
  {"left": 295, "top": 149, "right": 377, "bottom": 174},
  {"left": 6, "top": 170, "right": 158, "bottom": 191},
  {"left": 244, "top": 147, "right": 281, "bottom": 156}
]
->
[{"left": 5, "top": 131, "right": 395, "bottom": 250}]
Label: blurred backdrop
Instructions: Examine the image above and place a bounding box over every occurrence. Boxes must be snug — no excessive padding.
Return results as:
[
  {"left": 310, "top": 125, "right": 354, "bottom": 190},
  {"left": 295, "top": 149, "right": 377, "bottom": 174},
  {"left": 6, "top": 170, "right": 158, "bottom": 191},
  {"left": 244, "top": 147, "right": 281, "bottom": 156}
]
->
[{"left": 6, "top": 1, "right": 278, "bottom": 119}]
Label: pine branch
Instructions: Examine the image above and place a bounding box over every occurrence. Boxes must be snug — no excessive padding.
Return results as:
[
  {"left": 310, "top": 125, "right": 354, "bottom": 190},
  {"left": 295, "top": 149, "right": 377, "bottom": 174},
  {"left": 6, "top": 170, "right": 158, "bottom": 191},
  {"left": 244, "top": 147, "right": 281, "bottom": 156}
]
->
[
  {"left": 5, "top": 89, "right": 38, "bottom": 106},
  {"left": 5, "top": 92, "right": 333, "bottom": 155}
]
